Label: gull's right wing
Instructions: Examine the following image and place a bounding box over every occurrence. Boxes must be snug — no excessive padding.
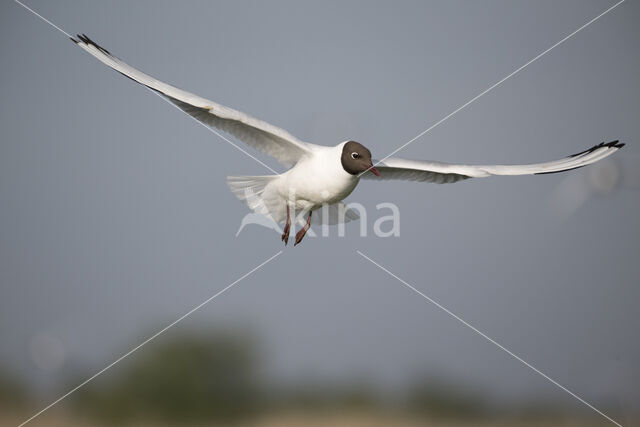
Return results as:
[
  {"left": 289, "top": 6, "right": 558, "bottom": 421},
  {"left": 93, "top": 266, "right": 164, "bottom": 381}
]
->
[{"left": 72, "top": 34, "right": 313, "bottom": 167}]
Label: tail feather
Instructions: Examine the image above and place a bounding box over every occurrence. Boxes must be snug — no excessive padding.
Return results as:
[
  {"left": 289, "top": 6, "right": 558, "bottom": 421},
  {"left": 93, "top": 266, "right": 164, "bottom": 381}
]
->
[{"left": 227, "top": 175, "right": 283, "bottom": 222}]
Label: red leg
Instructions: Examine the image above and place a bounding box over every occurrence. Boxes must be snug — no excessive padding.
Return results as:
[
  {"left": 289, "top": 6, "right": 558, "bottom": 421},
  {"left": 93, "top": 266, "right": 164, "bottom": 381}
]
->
[
  {"left": 281, "top": 205, "right": 291, "bottom": 245},
  {"left": 294, "top": 211, "right": 312, "bottom": 246}
]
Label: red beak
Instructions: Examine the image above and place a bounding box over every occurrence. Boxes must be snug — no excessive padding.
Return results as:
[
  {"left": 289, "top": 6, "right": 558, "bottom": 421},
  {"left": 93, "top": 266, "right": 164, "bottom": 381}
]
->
[{"left": 368, "top": 165, "right": 381, "bottom": 177}]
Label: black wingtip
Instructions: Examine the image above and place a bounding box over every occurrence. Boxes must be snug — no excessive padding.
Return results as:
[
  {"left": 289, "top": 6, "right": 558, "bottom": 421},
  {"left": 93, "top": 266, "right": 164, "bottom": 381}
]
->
[
  {"left": 70, "top": 36, "right": 79, "bottom": 44},
  {"left": 604, "top": 140, "right": 624, "bottom": 149},
  {"left": 535, "top": 140, "right": 625, "bottom": 175},
  {"left": 76, "top": 33, "right": 112, "bottom": 56},
  {"left": 568, "top": 140, "right": 624, "bottom": 158}
]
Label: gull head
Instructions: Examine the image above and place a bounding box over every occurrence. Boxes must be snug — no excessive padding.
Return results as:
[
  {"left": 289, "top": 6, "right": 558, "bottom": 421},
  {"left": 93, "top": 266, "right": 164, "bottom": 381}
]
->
[{"left": 341, "top": 140, "right": 380, "bottom": 177}]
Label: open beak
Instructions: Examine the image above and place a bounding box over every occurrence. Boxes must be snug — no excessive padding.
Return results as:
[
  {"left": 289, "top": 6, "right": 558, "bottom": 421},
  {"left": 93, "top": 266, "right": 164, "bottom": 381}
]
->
[{"left": 368, "top": 164, "right": 381, "bottom": 177}]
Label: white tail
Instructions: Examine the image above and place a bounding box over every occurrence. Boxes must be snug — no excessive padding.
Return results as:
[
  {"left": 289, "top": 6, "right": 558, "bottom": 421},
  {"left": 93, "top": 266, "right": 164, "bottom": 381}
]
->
[{"left": 227, "top": 175, "right": 283, "bottom": 222}]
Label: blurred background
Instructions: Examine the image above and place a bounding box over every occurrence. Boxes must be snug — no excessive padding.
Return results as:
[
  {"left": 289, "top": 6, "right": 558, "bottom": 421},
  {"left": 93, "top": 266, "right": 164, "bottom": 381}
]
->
[{"left": 1, "top": 0, "right": 639, "bottom": 425}]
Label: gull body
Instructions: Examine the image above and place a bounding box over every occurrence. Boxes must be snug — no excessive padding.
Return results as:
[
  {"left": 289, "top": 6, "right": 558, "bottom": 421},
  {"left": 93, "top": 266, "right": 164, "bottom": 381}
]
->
[
  {"left": 70, "top": 34, "right": 625, "bottom": 246},
  {"left": 279, "top": 142, "right": 359, "bottom": 209}
]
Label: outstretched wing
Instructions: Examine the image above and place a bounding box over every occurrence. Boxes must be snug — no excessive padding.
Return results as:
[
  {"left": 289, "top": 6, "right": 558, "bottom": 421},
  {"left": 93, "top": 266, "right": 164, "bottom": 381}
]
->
[
  {"left": 363, "top": 141, "right": 624, "bottom": 183},
  {"left": 72, "top": 34, "right": 313, "bottom": 167}
]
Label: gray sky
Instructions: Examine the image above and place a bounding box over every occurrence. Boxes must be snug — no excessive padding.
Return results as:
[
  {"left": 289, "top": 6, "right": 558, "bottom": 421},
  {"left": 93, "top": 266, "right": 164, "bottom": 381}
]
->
[{"left": 1, "top": 0, "right": 639, "bottom": 421}]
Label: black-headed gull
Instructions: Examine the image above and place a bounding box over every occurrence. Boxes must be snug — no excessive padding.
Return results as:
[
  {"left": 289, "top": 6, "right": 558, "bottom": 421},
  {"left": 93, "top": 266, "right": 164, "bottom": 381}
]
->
[{"left": 72, "top": 34, "right": 624, "bottom": 246}]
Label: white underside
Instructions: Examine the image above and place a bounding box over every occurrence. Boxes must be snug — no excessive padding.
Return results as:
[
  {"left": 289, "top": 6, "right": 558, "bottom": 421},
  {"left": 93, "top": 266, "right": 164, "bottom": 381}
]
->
[{"left": 228, "top": 142, "right": 360, "bottom": 225}]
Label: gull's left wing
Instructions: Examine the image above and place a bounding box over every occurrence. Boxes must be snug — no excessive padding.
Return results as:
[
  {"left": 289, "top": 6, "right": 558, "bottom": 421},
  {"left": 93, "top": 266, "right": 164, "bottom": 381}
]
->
[
  {"left": 362, "top": 141, "right": 624, "bottom": 183},
  {"left": 72, "top": 34, "right": 313, "bottom": 167}
]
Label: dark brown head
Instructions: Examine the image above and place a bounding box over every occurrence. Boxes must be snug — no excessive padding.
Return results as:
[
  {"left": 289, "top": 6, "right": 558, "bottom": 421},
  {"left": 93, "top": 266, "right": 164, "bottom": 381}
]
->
[{"left": 341, "top": 140, "right": 380, "bottom": 177}]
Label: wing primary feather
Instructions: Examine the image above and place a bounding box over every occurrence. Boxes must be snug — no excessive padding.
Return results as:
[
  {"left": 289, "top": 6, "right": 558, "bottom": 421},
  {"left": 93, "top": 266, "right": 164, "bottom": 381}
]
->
[
  {"left": 567, "top": 140, "right": 624, "bottom": 158},
  {"left": 534, "top": 140, "right": 625, "bottom": 175},
  {"left": 76, "top": 33, "right": 112, "bottom": 55},
  {"left": 533, "top": 165, "right": 585, "bottom": 175}
]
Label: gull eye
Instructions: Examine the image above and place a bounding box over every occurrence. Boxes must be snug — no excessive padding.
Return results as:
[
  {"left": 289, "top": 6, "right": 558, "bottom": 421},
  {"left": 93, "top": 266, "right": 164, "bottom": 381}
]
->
[{"left": 351, "top": 152, "right": 359, "bottom": 159}]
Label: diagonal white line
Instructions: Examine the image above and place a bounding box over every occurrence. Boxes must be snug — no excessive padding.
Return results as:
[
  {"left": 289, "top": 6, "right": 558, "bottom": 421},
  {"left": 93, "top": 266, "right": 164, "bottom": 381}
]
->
[
  {"left": 367, "top": 0, "right": 626, "bottom": 174},
  {"left": 18, "top": 251, "right": 283, "bottom": 427},
  {"left": 13, "top": 0, "right": 278, "bottom": 175},
  {"left": 13, "top": 0, "right": 72, "bottom": 38},
  {"left": 356, "top": 250, "right": 623, "bottom": 427}
]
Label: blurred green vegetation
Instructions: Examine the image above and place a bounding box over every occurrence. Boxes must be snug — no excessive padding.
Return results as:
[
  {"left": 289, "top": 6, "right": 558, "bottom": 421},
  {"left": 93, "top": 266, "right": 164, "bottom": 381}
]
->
[
  {"left": 68, "top": 329, "right": 500, "bottom": 424},
  {"left": 73, "top": 330, "right": 262, "bottom": 424},
  {"left": 3, "top": 328, "right": 624, "bottom": 425},
  {"left": 0, "top": 371, "right": 27, "bottom": 410}
]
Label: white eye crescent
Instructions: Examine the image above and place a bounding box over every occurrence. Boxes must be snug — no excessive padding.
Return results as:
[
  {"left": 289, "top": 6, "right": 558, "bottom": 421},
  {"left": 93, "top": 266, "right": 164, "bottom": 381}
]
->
[{"left": 351, "top": 152, "right": 359, "bottom": 159}]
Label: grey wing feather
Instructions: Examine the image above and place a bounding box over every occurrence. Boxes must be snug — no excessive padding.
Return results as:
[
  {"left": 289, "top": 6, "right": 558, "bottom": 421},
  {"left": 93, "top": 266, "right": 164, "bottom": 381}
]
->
[{"left": 73, "top": 34, "right": 313, "bottom": 167}]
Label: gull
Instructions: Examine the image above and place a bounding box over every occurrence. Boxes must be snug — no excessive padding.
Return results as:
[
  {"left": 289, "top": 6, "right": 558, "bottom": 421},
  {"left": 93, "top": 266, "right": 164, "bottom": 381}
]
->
[{"left": 71, "top": 34, "right": 625, "bottom": 246}]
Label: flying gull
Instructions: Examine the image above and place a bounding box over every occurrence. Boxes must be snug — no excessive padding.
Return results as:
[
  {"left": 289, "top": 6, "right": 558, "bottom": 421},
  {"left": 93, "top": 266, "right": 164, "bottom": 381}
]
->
[{"left": 71, "top": 34, "right": 624, "bottom": 246}]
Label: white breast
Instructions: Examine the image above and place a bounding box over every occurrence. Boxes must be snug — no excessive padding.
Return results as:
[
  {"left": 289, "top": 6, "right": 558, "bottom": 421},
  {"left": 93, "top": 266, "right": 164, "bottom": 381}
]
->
[{"left": 277, "top": 143, "right": 359, "bottom": 210}]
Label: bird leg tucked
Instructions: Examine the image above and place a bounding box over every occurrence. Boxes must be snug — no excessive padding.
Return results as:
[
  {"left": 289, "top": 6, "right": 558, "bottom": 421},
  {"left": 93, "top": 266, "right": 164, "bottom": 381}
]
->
[
  {"left": 281, "top": 205, "right": 291, "bottom": 245},
  {"left": 294, "top": 210, "right": 312, "bottom": 246}
]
